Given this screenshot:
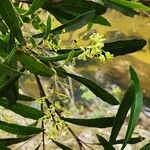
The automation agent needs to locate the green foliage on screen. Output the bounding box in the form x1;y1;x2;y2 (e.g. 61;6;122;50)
0;120;44;135
0;0;149;149
0;98;44;120
0;0;25;45
52;139;73;150
0;136;33;146
63;117;115;128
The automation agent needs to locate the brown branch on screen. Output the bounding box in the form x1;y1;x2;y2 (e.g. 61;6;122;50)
35;75;46;150
67;125;84;150
35;75;84;150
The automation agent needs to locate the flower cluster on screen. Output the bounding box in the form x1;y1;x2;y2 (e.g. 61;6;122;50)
42;101;70;139
78;33;113;63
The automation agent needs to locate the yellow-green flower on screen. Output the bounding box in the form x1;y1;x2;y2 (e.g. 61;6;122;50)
105;51;114;60
78;33;113;63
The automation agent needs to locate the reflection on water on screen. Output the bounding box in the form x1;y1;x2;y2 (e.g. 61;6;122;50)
61;10;150;107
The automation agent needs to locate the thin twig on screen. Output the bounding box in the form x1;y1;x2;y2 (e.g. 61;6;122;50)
35;75;51;106
35;75;84;150
67;125;84;150
35;75;46;150
80;140;95;150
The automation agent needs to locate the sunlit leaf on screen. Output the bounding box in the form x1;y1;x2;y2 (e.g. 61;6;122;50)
102;0;138;17
110;0;150;11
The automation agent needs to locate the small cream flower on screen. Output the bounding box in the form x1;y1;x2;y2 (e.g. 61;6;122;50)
105;52;114;60
78;33;113;63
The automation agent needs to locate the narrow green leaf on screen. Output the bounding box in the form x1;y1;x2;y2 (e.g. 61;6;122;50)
110;0;150;11
0;56;24;102
0;120;44;135
0;98;44;120
24;0;46;15
28;121;38;127
103;39;146;56
103;0;138;17
0;0;25;45
0;39;7;51
42;0;106;23
51;10;95;34
39;51;82;62
0;144;10;150
54;67;67;78
0;67;25;102
0;61;24;76
0;136;33;146
121;67;143;150
0;20;8;34
52;139;72;150
109;82;135;144
33;10;96;38
0;76;19;98
140;142;150;150
30;37;37;48
18;94;35;101
113;136;145;145
17;51;55;77
0;38;7;56
43;15;51;40
97;134;115;150
38;15;51;45
0;48;18;101
63;117;115;128
55;39;146;56
93;15;111;26
61;50;75;66
4;48;16;65
65;72;119;105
